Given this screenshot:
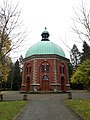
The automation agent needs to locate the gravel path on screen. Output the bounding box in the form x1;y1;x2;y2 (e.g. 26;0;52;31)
2;91;90;120
15;93;79;120
16;100;78;120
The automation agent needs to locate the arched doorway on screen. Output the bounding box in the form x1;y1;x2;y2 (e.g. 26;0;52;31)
26;76;30;91
42;75;49;91
61;76;64;91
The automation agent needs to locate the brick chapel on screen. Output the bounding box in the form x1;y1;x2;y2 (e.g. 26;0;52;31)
21;28;70;92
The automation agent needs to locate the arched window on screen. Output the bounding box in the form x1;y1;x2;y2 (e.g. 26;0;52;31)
42;64;45;72
26;64;31;74
29;66;31;73
26;66;28;73
41;62;50;73
46;64;49;72
62;66;65;74
60;64;65;74
60;66;62;73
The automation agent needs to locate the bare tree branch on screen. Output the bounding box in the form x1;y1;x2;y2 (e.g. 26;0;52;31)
58;35;71;51
0;0;27;60
72;0;90;43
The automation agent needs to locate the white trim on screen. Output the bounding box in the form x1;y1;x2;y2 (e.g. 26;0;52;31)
31;83;40;86
66;84;70;86
51;83;61;86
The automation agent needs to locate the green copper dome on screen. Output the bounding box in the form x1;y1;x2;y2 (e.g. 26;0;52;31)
25;28;65;58
25;41;65;58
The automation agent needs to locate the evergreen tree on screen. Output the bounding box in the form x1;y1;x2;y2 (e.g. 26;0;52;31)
12;59;21;90
7;63;14;90
81;41;90;61
70;44;81;70
68;63;73;80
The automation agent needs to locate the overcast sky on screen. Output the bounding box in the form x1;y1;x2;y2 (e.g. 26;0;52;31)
1;0;90;61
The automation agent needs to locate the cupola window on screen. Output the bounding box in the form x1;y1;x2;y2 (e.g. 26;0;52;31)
41;27;50;41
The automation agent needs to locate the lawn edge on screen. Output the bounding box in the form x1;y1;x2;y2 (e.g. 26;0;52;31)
62;100;84;120
12;100;30;120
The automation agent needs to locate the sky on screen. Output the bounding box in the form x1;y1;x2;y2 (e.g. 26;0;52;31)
1;0;90;62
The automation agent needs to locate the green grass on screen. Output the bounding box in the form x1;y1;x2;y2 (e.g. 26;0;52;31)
0;101;28;120
64;99;90;120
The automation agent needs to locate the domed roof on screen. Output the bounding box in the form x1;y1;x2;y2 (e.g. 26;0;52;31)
25;41;65;58
25;28;65;58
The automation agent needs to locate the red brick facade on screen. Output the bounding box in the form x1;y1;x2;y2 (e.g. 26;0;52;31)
21;54;70;92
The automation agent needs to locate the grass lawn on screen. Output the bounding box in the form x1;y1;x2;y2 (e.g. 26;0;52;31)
0;101;28;120
64;99;90;120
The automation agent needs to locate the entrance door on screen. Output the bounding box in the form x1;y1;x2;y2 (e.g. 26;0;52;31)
42;75;49;91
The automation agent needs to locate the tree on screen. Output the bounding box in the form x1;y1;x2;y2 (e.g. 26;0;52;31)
6;63;14;90
0;32;12;83
81;41;90;61
72;1;90;43
0;0;26;85
0;0;26;60
71;59;90;90
12;59;21;90
70;1;90;90
70;44;81;70
68;63;73;79
0;56;12;90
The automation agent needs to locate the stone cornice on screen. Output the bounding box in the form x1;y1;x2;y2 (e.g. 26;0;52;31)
23;54;70;63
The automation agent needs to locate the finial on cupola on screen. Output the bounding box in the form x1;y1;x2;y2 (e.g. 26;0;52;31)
45;27;47;30
41;27;50;41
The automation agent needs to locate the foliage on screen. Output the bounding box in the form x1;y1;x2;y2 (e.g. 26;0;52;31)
71;59;90;89
6;56;23;90
12;59;22;90
0;57;12;83
68;63;73;79
81;41;90;61
6;63;14;89
0;32;11;57
0;101;28;120
0;32;12;83
70;1;90;89
70;44;81;70
64;99;90;120
0;0;22;84
0;0;26;83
